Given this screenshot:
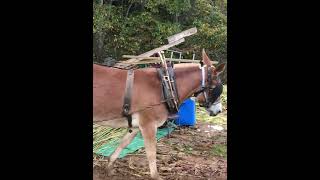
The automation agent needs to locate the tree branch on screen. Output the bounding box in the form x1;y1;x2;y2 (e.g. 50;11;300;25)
126;3;134;18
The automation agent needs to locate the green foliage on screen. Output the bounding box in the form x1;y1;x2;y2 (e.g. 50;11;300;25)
93;0;227;73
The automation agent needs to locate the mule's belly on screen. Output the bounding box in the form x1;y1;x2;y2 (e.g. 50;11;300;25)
93;113;141;128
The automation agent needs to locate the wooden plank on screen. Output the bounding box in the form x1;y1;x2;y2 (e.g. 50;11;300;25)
112;62;138;70
167;27;197;44
121;57;218;64
122;55;159;60
123;38;185;63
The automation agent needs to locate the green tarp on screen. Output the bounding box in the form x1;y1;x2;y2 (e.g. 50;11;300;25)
95;127;174;158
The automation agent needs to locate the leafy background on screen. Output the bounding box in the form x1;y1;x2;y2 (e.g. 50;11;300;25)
93;0;227;82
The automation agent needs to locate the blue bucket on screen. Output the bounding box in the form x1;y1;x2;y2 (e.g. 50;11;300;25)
175;98;196;126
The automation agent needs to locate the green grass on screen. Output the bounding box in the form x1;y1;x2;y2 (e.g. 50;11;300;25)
211;144;227;158
183;144;194;154
196;85;227;126
197;85;227;159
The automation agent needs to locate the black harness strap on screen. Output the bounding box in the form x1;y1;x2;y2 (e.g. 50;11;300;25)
157;68;166;102
193;87;206;97
122;69;134;132
168;67;180;105
209;83;223;103
157;67;180;114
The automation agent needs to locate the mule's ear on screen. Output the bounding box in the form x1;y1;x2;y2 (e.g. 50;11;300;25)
202;49;212;66
214;63;226;75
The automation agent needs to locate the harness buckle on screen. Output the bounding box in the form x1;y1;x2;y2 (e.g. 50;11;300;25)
123;104;130;115
163;76;170;81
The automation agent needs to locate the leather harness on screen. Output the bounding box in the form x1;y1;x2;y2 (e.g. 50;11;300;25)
157;66;180;113
122;65;180;133
193;65;223;108
122;69;134;133
121;61;221;133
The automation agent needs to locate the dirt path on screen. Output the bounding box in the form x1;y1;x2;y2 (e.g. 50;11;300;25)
93;111;227;180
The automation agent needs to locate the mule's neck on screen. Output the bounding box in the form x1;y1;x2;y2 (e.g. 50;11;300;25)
174;64;204;104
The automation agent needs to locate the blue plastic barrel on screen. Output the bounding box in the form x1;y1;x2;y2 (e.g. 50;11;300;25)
175;98;196;126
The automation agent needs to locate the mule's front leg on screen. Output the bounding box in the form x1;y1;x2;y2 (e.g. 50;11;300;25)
139;122;161;180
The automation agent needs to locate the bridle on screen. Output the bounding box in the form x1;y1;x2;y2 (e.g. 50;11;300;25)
193;63;223;108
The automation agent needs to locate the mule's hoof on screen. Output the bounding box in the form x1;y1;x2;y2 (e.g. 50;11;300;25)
106;166;115;176
151;174;163;180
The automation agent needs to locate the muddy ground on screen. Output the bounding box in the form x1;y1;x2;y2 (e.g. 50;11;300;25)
93;110;227;180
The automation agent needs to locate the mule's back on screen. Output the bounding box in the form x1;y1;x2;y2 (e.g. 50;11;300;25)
93;64;164;122
93;64;128;121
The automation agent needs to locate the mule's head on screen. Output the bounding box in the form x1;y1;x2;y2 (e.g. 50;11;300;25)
196;49;226;116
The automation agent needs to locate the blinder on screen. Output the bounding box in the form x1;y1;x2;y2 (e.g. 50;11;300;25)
207;82;223;105
194;65;223;108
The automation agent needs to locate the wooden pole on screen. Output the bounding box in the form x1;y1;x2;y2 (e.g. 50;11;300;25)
122;38;185;63
167;27;197;44
121;56;218;64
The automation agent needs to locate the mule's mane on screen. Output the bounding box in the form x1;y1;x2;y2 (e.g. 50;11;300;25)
93;62;201;73
93;62;200;68
173;63;200;68
173;63;201;72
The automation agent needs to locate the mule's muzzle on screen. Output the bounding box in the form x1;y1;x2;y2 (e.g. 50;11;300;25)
209;109;222;116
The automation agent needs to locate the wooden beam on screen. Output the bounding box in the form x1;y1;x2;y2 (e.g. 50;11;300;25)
122;55;159;60
123;38;185;63
167;27;197;44
121;56;218;64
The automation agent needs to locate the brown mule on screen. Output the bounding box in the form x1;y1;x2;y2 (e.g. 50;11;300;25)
93;50;226;179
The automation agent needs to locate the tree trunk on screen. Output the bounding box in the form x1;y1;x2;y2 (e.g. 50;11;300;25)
126;3;134;18
93;32;105;63
98;0;103;6
175;13;179;23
